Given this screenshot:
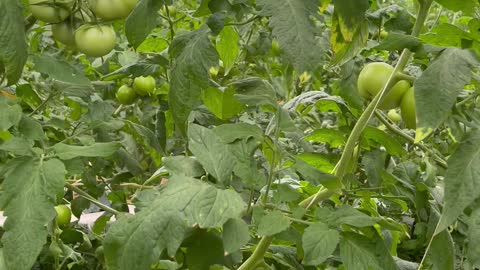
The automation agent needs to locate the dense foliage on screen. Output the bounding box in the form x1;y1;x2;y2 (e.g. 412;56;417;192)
1;0;480;269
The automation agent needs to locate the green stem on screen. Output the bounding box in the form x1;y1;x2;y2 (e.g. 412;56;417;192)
65;183;120;215
374;110;447;169
237;236;273;270
395;72;416;82
225;15;260;26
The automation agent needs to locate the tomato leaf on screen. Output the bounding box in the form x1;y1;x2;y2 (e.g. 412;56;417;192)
0;157;66;270
0;0;27;85
339;232;400;270
187;124;236;185
257;210;291;236
468;207;480;267
104;175;246;270
436;129;480;234
125;0;164;48
31;55;92;87
202;86;245;120
257;0;323;72
169;26;219;133
216;26;239;74
302;222;339;265
222;218;251;255
53;142;122;160
434;0;478;14
414;48;478;142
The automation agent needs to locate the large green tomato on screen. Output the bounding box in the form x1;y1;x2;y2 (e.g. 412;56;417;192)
29;0;73;23
54;205;71;227
357;62;410;110
89;0;137;20
133;76;156;96
74;24;116;57
52;22;76;47
116;85;137;104
400;87;416;129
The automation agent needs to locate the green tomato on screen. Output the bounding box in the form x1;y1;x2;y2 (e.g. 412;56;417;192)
74;24;116;57
52;22;76;47
29;0;73;23
133;76;156;96
271;39;281;55
116;85;137;104
357;62;410;109
89;0;137;20
400;87;416;129
387;109;401;122
49;242;63;257
54;205;71;227
95;246;105;264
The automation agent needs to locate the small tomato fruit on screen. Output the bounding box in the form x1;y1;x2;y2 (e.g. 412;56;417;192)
74;24;116;57
89;0;137;20
54;205;71;227
116;85;137;104
400;87;416;129
133;76;156;96
29;0;73;23
52;22;76;47
387;109;401;122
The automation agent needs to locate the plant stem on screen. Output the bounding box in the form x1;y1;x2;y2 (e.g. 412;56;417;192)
237;236;273;270
395;72;416;82
374;110;447;169
65;183;120;215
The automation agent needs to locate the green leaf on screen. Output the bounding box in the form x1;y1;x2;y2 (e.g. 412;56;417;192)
302;222;339;265
340;232;400;270
202;86;245;120
229;137;265;188
18;116;46;141
188;124;236;184
257;0;323;72
414;48;478;142
163;156;205;178
0;99;22;130
257;210;291;236
315;205;380;228
230;77;277;107
293;158;340;189
330;0;369;66
126;121;164;155
426;230;455;270
216;26;239;73
53;142;122;160
0;137;34;156
169;26;219;133
363;126;406;156
104;175;246;270
295;152;336;173
213;123;264;143
0;0;28;85
31;55;92;87
185;231;225;270
468;208;480;267
222;218;250;255
436;129;480;234
376;33;422;52
304;128;346;148
434;0;478;14
361;150;387;187
125;0;164;48
0;158;66;270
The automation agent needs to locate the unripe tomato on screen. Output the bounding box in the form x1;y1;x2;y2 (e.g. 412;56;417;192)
400;87;416;129
357;62;410;110
271;39;281;55
89;0;137;20
29;0;73;23
379;80;410;110
116;85;137;104
95;246;105;263
54;205;71;227
387;109;401;122
52;22;76;47
49;242;63;257
74;24;116;57
133;76;156;96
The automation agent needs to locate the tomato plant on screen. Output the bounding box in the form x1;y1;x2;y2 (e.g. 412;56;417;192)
2;0;480;269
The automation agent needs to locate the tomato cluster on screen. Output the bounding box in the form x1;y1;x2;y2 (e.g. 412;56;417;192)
357;62;416;128
29;0;137;57
116;76;156;104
